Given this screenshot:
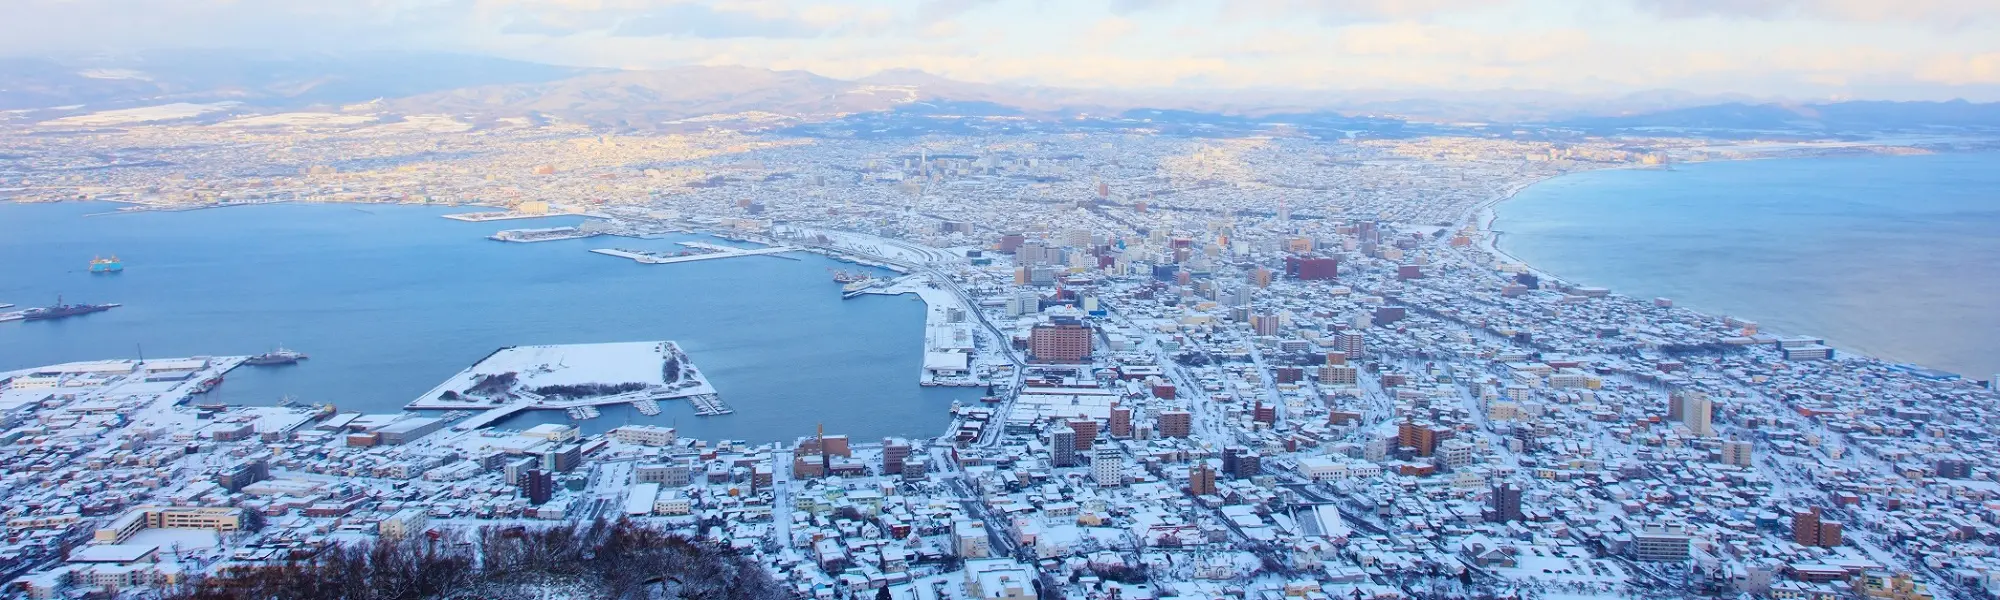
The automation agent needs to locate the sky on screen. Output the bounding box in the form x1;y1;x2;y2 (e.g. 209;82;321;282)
6;0;2000;100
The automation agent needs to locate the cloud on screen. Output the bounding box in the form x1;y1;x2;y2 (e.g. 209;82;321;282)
1629;0;2000;26
609;4;826;37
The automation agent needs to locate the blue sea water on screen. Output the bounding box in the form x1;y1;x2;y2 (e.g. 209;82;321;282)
0;202;977;443
1495;152;2000;381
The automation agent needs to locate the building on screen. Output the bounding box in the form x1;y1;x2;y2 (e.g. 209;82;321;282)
1399;421;1452;457
1793;507;1843;547
1221;447;1261;479
1284;256;1339;280
882;439;912;476
1029;319;1093;364
1333;331;1364;359
1721;440;1755;468
634;463;692;487
523;469;555;505
377;416;448;445
1067;419;1098;450
953;520;991;558
1935;457;1971;479
379;508;428;540
1108;405;1132;438
1678;392;1714;437
1487;483;1523;523
1189;462;1217;496
1092;446;1122;486
94;507;245;544
216;458;269;493
1050;427;1078;467
1633;524;1693;561
963;558;1037;600
606;425;674;446
1158;410;1192;438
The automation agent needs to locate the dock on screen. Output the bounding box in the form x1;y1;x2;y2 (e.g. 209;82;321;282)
591;241;801;264
444;211;603;222
688;394;734;416
411;342;729;430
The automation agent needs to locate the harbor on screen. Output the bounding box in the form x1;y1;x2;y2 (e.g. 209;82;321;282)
590;241;801;264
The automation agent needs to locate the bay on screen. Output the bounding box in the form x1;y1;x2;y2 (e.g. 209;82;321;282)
1495;152;2000;381
0;202;976;443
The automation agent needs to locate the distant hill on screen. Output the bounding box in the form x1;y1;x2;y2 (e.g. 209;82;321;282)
1557;100;2000;132
4;52;1997;134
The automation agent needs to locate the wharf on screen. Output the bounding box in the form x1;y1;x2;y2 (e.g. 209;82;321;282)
688;394;733;416
490;227;598;243
853;276;986;387
590;241;800;264
445;211;603;222
408;342;726;430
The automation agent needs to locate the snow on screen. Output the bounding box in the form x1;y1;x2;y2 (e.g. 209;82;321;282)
42;102;238;126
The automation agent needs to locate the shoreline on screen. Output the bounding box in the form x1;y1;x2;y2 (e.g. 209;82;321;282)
1470;152;1994;380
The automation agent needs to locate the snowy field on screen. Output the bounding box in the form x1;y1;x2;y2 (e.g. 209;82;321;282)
42;102;238;126
408;341;716;408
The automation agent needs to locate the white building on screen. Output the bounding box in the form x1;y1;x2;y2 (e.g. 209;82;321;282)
1092;446;1123;487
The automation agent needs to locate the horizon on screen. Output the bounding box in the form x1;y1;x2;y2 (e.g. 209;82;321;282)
6;0;2000;102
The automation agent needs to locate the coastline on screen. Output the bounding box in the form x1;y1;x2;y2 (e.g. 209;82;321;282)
1471;152;1996;380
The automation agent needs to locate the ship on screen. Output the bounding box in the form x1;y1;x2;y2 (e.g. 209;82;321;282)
22;296;119;321
245;347;309;366
830;269;872;284
89;256;124;273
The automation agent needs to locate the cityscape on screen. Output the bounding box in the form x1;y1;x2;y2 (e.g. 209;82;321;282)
4;2;2000;600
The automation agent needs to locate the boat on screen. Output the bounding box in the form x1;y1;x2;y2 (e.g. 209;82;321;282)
190;376;223;394
842;279;875;294
22;296;119;321
245;347;309;366
830;269;871;284
89;256;124;273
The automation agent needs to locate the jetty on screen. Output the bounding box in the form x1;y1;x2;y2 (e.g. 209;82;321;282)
591;241;800;265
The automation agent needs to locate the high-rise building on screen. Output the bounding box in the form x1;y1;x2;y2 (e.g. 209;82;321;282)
1092;447;1122;487
523;469;555;505
1108;405;1132;439
1488;483;1524;523
1221;447;1260;479
1721;440;1754;468
1250;313;1281;336
1681;393;1715;437
1029;319;1093;364
1793;507;1842;547
1068;419;1099;451
1398;421;1451;457
1050;428;1078;468
1189;462;1217;496
882;439;912;476
1158;410;1192;438
1334;331;1364;359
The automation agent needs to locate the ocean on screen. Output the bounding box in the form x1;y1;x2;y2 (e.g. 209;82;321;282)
1494;151;2000;381
0;202;978;443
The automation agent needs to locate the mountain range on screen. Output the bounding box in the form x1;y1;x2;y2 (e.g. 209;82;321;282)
3;51;1997;134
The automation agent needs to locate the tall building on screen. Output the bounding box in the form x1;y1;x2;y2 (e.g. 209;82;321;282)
1050;428;1078;467
1398;421;1451;457
1221;447;1261;479
1029;319;1093;364
523;469;554;505
1189;462;1218;496
1250;313;1281;336
1488;483;1524;523
1092;447;1123;487
1068;419;1099;451
1158;410;1192;438
1334;331;1364;359
1721;440;1754;468
882;439;912;476
1681;393;1715;437
1108;405;1132;439
1936;457;1972;479
1793;507;1843;547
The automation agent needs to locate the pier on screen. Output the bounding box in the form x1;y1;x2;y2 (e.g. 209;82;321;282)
688;394;734;416
410;341;729;430
590;241;801;264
